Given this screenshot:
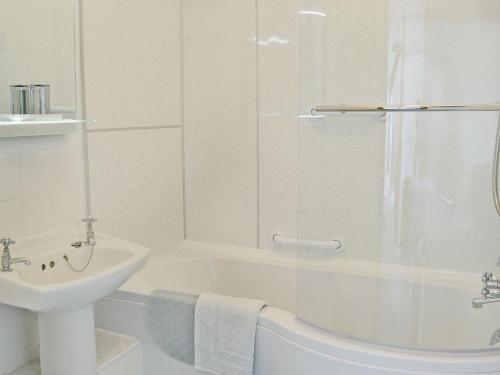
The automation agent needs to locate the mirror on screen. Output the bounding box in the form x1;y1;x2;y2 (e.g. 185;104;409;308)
0;0;77;114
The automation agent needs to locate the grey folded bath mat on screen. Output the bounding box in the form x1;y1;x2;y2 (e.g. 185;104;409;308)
146;289;199;365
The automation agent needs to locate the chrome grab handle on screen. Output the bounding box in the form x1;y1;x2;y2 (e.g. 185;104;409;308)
272;233;342;254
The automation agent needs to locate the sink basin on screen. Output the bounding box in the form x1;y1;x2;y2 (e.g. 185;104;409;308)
0;229;150;375
18;248;133;285
0;233;149;313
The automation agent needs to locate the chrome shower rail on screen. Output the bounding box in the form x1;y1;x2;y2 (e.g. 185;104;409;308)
311;104;500;115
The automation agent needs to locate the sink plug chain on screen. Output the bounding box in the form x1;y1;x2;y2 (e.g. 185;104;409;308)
63;216;98;273
63;243;95;273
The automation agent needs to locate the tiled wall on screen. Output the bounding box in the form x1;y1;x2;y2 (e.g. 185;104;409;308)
0;136;83;239
183;0;259;247
81;0;500;268
81;0;184;253
86;129;183;253
257;0;299;249
182;0;376;250
80;0;299;252
183;0;300;249
79;0;299;252
296;0;388;261
182;0;500;274
81;0;181;129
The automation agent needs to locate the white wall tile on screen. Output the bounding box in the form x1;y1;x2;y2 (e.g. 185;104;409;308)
51;151;79;191
22;193;55;236
53;188;81;228
0;155;21;201
87;128;184;252
183;0;258;248
82;0;184;255
257;0;299;249
0;199;25;239
19;153;52;197
0;137;84;239
82;0;182;130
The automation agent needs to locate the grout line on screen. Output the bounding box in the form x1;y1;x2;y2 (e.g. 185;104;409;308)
255;0;260;250
0;196;23;204
180;0;188;240
87;125;182;133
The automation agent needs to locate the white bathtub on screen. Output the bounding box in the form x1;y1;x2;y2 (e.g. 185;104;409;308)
94;240;500;375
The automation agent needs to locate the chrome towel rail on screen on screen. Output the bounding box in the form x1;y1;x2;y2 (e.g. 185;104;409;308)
311;103;500;115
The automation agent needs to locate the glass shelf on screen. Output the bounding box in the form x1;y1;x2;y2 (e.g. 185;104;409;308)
0;114;88;138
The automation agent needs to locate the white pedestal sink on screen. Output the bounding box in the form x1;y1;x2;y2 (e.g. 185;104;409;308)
39;305;97;375
0;229;150;375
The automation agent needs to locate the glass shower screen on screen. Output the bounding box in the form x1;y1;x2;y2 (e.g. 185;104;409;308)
297;0;500;352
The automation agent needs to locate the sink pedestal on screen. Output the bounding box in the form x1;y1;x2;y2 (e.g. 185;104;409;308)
38;305;97;375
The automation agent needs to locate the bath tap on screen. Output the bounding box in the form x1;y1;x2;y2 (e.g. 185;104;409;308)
472;272;500;308
71;216;97;248
0;238;31;272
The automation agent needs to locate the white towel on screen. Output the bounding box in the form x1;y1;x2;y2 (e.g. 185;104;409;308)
194;293;267;375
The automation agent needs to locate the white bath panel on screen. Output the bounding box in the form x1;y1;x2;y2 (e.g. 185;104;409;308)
7;329;143;375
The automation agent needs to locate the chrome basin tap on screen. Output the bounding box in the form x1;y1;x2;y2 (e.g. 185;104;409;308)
472;272;500;308
1;238;31;272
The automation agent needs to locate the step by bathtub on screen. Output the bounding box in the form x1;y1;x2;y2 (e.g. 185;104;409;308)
7;329;143;375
